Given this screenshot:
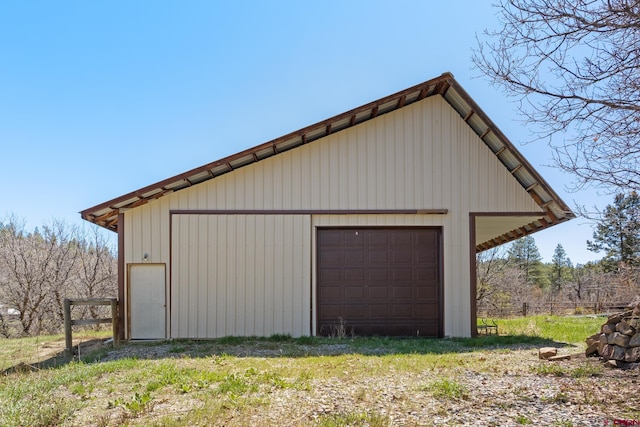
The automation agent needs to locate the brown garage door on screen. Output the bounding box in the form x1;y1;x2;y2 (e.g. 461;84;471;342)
317;227;442;337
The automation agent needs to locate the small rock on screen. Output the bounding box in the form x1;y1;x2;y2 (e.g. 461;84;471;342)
598;334;608;355
625;346;640;363
607;312;626;325
611;345;627;361
608;332;631;347
601;344;613;359
621;362;640;370
585;340;599;357
605;359;620;368
602;324;616;334
616;320;636;336
630;333;640;348
539;347;557;360
586;332;600;346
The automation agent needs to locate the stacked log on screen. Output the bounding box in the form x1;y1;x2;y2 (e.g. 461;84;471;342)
586;297;640;368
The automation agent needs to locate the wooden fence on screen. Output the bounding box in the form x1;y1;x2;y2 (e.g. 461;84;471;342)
477;301;630;318
63;298;119;357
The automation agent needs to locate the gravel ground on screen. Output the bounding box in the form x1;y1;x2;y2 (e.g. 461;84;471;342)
256;357;638;427
270;366;637;427
91;342;640;427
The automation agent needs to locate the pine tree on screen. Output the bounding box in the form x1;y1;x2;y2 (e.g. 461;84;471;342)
507;236;544;286
587;192;640;271
550;244;572;295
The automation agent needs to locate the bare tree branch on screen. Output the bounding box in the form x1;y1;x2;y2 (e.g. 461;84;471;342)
474;0;640;192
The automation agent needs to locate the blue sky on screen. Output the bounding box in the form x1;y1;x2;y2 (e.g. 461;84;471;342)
0;1;611;264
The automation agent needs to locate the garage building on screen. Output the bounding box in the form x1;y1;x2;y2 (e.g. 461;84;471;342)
81;72;574;340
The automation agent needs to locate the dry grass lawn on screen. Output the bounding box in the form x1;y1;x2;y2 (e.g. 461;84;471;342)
0;316;638;426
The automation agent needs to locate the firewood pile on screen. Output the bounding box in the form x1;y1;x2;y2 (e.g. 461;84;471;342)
586;296;640;369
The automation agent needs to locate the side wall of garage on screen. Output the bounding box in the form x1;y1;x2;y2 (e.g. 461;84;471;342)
170;214;311;338
122;95;542;338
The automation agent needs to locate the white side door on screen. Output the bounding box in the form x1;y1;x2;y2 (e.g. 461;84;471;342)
128;263;166;339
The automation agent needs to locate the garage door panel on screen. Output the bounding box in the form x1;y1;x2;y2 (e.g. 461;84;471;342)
318;268;344;284
344;250;365;265
417;267;438;282
319;251;344;265
390;325;414;335
392;286;413;299
414;303;439;319
319;304;342;317
416;249;438;263
368;305;390;317
369;251;389;264
344;232;365;246
319;321;440;337
390;233;412;247
417;286;438;300
344;268;365;283
319;285;343;300
368;232;390;246
349;305;366;318
369;286;389;299
392;304;414;317
344;286;364;299
392;268;413;282
368;269;389;282
416;231;437;245
318;230;345;246
414;323;439;336
392;251;413;264
318;228;442;337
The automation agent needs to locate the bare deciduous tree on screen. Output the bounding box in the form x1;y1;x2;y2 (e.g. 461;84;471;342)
41;220;79;329
0;217;58;335
74;226;117;322
477;246;533;316
474;0;640;192
0;310;8;338
476;246;511;303
0;216;117;337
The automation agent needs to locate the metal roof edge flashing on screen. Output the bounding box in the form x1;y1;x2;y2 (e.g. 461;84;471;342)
80;72;574;232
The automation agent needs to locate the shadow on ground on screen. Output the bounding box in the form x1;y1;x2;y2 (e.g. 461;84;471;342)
1;338;109;374
1;334;576;374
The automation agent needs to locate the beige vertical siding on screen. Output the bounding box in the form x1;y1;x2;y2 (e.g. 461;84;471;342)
170;214;311;338
123;95;543;338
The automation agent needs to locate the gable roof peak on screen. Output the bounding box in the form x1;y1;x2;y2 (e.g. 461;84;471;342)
81;73;574;245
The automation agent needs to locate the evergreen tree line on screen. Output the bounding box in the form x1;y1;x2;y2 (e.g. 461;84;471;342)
0;216;117;337
477;192;640;317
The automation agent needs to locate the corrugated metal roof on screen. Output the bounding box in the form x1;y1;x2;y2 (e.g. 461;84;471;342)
80;72;575;249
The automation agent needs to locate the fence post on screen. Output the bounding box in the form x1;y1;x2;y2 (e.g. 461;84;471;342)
111;298;119;347
64;298;119;357
522;302;527;317
64;299;73;357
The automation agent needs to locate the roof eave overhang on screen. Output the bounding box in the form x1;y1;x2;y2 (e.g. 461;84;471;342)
80;72;575;235
473;211;574;253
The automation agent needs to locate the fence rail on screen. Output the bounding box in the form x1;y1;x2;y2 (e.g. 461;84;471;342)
63;298;119;357
478;301;630;318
